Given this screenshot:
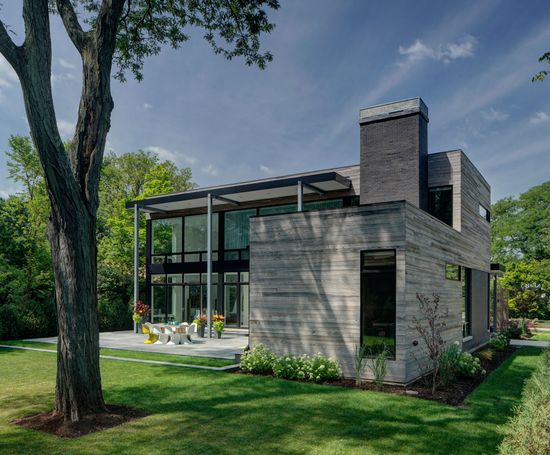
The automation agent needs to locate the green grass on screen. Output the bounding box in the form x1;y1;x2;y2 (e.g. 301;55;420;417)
530;331;550;342
0;346;543;455
0;340;235;368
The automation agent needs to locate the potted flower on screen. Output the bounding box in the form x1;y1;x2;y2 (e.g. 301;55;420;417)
193;314;208;337
213;313;225;339
132;300;150;334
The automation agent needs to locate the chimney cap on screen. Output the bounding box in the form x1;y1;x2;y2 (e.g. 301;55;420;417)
359;97;428;124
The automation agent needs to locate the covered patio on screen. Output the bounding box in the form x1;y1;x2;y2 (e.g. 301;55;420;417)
29;329;248;361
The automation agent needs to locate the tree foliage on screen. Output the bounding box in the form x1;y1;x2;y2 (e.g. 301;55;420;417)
533;51;550;82
0;139;194;337
491;181;550;319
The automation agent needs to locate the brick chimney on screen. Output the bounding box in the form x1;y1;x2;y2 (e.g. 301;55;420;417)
359;97;429;209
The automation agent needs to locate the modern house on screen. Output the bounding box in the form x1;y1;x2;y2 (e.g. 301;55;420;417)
128;97;492;384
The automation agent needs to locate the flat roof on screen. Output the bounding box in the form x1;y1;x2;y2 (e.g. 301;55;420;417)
126;169;352;213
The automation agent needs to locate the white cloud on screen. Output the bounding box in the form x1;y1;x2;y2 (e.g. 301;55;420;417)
144;145;197;165
202;164;219;177
58;58;76;70
398;39;435;61
143;103;153;110
259;164;274;175
57;119;75;138
481;107;509;122
51;72;74;84
438;35;477;63
398;35;477;64
529;112;550;124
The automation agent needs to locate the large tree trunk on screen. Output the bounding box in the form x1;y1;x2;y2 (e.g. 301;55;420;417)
0;0;125;421
48;208;105;421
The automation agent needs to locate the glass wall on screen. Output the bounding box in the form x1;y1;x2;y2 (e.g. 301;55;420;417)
224;209;257;260
184;214;218;262
361;250;396;357
152;218;182;263
223;272;249;327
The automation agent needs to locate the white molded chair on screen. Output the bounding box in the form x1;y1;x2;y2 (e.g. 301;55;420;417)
185;323;197;344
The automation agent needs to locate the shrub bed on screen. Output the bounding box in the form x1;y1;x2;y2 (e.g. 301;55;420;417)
241;344;341;383
498;350;550;455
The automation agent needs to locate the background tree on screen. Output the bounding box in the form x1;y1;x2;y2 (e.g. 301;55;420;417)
533;51;550;82
491;180;550;320
0;0;278;423
97;150;193;331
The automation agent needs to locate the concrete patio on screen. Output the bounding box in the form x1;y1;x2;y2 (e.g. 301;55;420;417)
29;329;249;360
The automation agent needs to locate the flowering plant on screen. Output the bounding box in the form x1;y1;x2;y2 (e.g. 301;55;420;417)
133;300;150;318
193;314;208;327
213;320;225;333
213;313;225;323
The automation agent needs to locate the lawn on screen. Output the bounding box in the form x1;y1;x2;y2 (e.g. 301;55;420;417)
530;331;550;342
0;346;543;455
0;340;235;368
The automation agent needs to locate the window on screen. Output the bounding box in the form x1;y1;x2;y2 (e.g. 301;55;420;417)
462;267;472;338
428;186;453;227
224;209;257;259
445;263;461;281
479;204;490;222
184;213;218;262
223;272;249;327
152;217;182;259
304;199;344;211
361;250;396;357
259;204;297;216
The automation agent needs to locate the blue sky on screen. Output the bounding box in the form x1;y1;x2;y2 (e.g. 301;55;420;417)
0;0;549;202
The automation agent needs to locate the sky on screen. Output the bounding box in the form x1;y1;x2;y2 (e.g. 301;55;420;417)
0;0;549;202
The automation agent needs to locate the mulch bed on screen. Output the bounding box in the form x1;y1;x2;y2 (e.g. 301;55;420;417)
237;346;517;406
12;404;149;438
336;346;517;406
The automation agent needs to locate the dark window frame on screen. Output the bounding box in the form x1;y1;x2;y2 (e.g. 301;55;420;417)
360;249;397;359
462;267;472;338
428;185;453;227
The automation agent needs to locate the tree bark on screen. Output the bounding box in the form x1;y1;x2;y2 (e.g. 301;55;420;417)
0;0;125;421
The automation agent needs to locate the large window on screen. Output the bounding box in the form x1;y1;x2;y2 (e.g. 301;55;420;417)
223;272;249;327
152;217;182;262
184;213;218;262
224;209;256;260
462;267;472;338
361;250;396;357
428;186;453;227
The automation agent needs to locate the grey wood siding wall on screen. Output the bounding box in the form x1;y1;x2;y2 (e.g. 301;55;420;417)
249;197;491;384
249;203;408;382
403;203;490;381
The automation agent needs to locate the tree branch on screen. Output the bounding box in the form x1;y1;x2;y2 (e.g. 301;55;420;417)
55;0;88;53
0;19;21;69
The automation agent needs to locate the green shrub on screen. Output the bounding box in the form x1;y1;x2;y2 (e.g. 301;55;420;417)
498;350;550;455
489;332;509;351
273;353;341;383
502;321;522;340
455;351;485;378
438;343;461;385
240;344;277;374
308;353;341;382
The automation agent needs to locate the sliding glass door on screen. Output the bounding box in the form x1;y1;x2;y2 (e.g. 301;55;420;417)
223;272;249;327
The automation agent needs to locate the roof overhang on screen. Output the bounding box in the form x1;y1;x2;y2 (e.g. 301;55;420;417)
126;171;352;213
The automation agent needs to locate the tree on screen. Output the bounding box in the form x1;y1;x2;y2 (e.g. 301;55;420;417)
0;0;279;422
97;150;193;328
491;181;550;320
533;51;550;82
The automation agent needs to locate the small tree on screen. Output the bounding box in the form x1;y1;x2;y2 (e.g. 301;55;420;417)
411;293;449;395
